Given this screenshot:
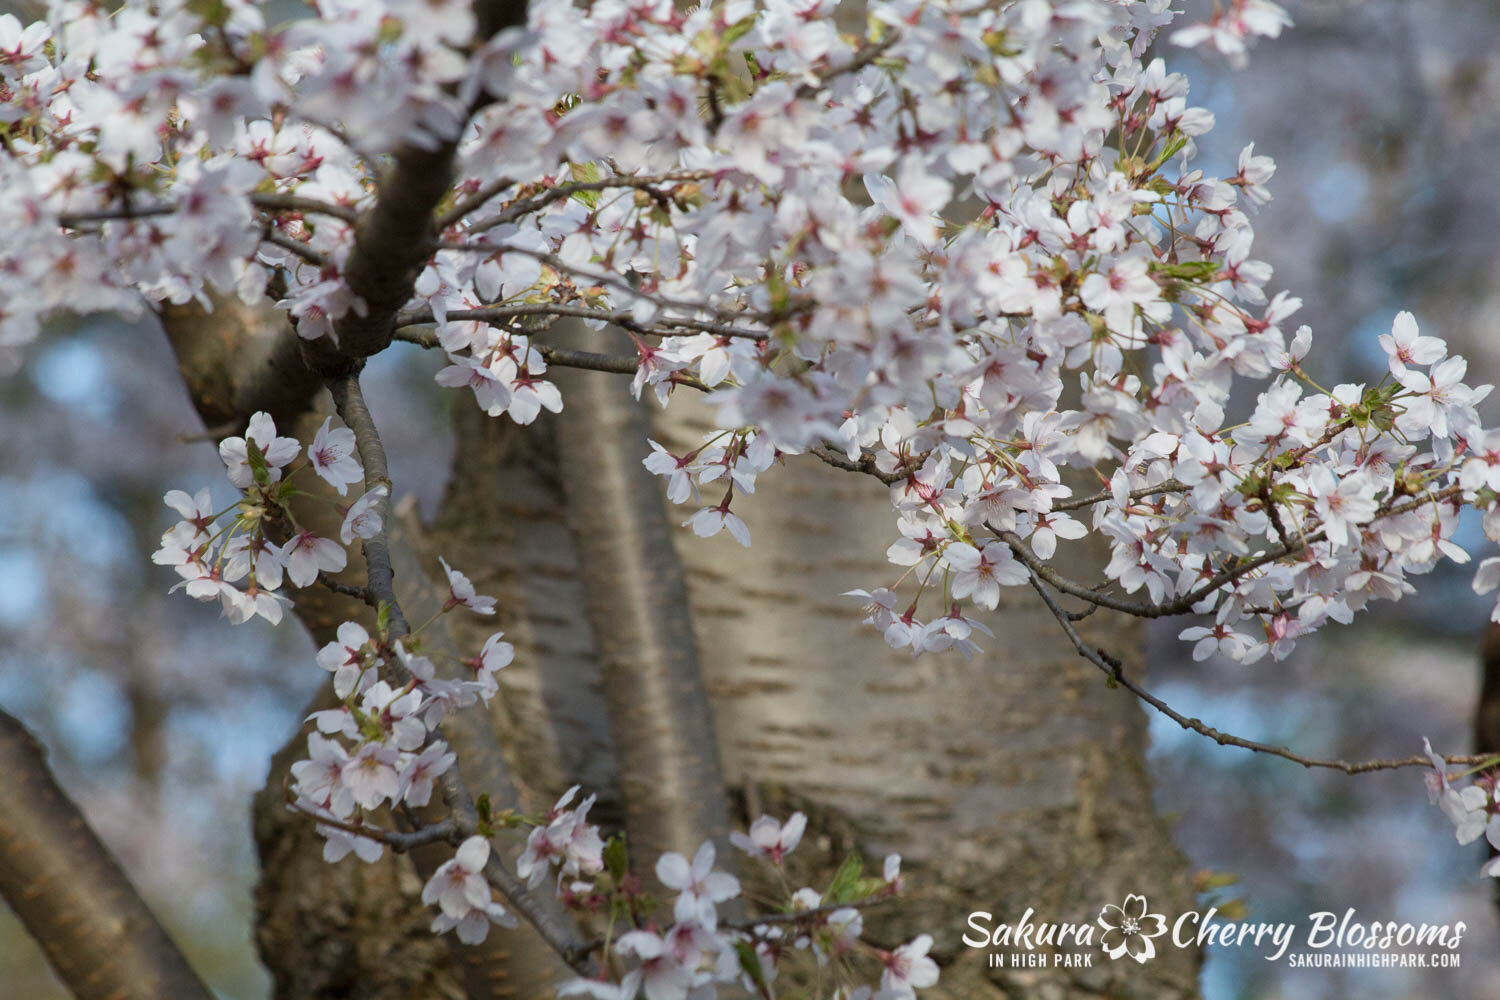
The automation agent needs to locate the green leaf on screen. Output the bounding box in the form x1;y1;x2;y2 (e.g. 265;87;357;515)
733;940;770;992
1151;260;1221;282
720;13;759;48
1147;133;1190;172
568;161;602;208
186;0;231;28
245;438;270;486
822;851;864;905
604;833;630;882
1196;869;1241;891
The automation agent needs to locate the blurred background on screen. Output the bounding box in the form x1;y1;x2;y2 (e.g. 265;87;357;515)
2;0;1499;997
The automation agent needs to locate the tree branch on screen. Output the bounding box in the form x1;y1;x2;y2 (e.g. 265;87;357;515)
0;709;216;1000
319;0;531;362
466;169;712;236
1022;567;1499;774
395;302;767;340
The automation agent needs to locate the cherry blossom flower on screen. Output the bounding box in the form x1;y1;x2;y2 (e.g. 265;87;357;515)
340;484;387;545
317;824;384;865
439;556;496;614
615;929;700;1000
316;621;372;698
880;934;939;997
290;733;355;819
423;836;516;944
685;501;751;547
219;411;300;488
643;440;697;504
1378;311;1446;375
399;741;456;808
731;812;806;865
284;530;348;587
464;631;514;702
656;841;741;929
1396;356;1489;441
307;416;363;494
1423;739;1490;846
943;542;1027;611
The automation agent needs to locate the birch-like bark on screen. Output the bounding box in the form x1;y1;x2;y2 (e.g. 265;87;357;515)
0;709;215;1000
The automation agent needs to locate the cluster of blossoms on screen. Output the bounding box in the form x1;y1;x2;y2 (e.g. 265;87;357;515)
286;581;510;851
551;812;931;1000
14;0;1425;673
289;595;516;936
1425;740;1500;879
151;411;383;625
11;0;1500;984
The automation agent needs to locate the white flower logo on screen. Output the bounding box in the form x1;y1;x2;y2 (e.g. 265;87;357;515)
1097;894;1168;963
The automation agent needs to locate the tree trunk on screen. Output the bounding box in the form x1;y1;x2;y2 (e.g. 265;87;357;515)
161;303;1201;998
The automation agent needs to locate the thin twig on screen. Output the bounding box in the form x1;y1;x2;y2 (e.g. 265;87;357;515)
316;572;375;606
286;801;458;853
251;193;362;224
794;33;900;100
1022;566;1499;774
261;230;329;268
466;169;712;236
1001;484;1465;619
431;243;799;330
435;175;516;231
395;303;767;341
1053;479;1188;513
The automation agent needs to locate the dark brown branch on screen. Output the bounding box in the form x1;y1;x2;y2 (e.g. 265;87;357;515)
60;194;358;230
251;193;362;224
0;709;216;1000
261;229;329;268
323;0;531;361
327;375;408;638
436;175;517;231
317;571;375;605
1022;568;1499;775
392;326;711;391
57;204;177;225
808;445;906;485
286;801;458;853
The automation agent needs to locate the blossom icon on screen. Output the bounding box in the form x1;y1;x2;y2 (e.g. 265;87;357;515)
1097;894;1168;963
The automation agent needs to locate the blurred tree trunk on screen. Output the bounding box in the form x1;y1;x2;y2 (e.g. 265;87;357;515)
161;304;1201;999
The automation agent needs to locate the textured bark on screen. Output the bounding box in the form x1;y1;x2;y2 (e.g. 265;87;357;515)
160;300;574;999
0;710;215;1000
